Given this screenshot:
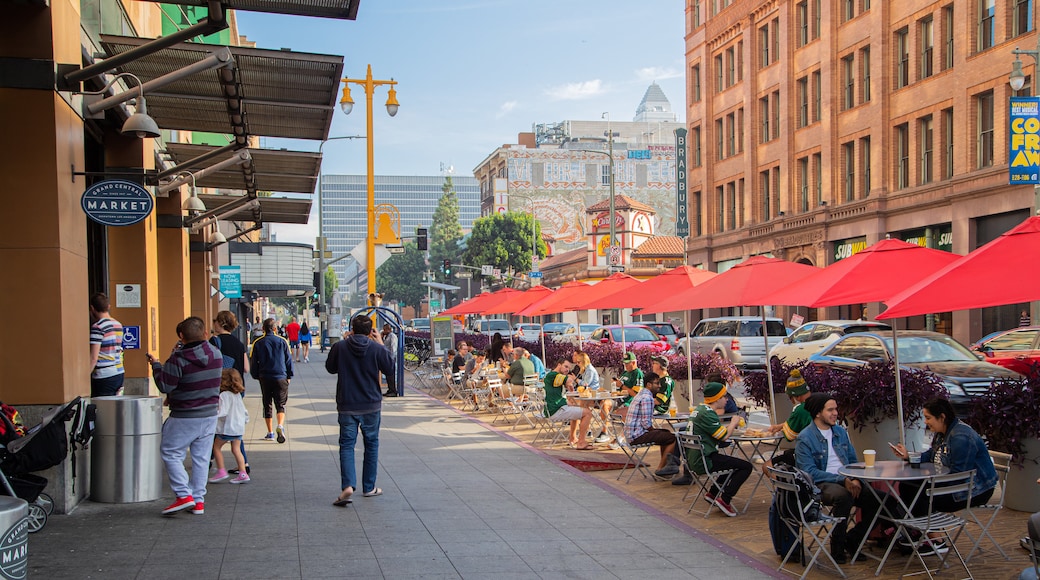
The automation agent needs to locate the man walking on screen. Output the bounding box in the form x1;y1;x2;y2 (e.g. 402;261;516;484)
285;316;301;362
250;318;294;443
327;315;394;505
88;292;124;397
147;317;221;515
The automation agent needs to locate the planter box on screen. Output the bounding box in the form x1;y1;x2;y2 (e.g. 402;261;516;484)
846;417;928;462
1005;437;1040;513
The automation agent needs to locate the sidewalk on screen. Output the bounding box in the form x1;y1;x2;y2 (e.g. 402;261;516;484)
27;350;775;579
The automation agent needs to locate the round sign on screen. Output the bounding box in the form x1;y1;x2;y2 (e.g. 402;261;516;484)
81;179;154;227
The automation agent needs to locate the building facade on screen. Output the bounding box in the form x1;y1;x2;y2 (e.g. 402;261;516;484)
320;174;480;294
684;0;1037;343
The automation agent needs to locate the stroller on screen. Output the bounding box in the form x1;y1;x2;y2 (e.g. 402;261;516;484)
0;397;94;533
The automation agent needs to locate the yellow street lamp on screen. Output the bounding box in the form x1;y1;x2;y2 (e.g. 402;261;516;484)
339;64;399;296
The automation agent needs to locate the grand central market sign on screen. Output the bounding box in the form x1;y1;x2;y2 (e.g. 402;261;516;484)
81;179;154;227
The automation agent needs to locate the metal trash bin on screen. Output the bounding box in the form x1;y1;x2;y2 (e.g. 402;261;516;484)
90;395;163;503
0;496;28;579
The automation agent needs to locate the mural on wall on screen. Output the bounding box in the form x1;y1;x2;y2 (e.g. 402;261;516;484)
506;148;677;250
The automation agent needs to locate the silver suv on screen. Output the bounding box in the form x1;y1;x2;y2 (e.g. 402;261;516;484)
677;316;787;370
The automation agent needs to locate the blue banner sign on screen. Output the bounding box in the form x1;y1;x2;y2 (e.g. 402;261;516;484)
219;265;242;299
674;128;689;238
1009;97;1040;184
81;179;154;227
121;325;141;350
627;149;651;159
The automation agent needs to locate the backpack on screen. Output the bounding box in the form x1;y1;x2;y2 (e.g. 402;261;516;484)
772;463;823;523
210;335;237;370
769;496;804;564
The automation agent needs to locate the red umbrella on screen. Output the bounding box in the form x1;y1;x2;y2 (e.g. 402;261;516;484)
440;293;491;316
880;216;1040;319
765;238;962;307
552;272;643;311
483;285;554;315
440;288;519;316
517;281;591;317
582;265;717;310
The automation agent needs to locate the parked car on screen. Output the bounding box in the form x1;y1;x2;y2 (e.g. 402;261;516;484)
514;323;542;342
969;326;1040;377
677;316;787;370
551;323;604;346
807;330;1023;413
475;319;513;336
408;318;430;332
541;322;571;338
644;322;682;349
587;325;672;354
768;320;892;365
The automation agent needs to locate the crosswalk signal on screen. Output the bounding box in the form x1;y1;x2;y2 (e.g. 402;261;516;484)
417;227;428;251
443;259;451;276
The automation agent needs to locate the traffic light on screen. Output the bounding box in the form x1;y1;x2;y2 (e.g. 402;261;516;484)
443;259;451;276
417;227;428;251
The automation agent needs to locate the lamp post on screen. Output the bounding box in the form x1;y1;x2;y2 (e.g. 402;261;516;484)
1009;43;1040;325
508;193;541;286
602;112;618;272
339;64;399;297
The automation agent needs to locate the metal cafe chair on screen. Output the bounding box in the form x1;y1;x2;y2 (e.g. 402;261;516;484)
674;431;736;518
767;466;847;580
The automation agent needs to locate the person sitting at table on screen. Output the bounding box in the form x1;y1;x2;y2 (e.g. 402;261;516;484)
619;371;678;476
891;397;998;555
650;356;675;415
795;393;889;564
502;347;534;400
704;371;740;414
542;358;593;450
488;333;505;364
613;352;644;418
451;341;469;375
684;382;753;517
763;368;814;472
522;348;546;379
571;350;609;443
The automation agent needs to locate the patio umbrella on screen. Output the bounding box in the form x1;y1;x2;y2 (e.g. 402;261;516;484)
483;285;555;356
762;238;962;445
880;215;1040;319
517;281;592;317
636;256;821;423
552;273;644;350
440;292;494;316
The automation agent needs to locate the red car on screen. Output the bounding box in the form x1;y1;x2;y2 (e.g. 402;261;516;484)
588;325;672;354
970;326;1040;377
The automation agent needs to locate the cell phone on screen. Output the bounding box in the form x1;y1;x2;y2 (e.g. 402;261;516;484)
888;441;900;451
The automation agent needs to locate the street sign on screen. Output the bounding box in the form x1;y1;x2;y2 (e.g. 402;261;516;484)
674;127;690;237
493;268;501;279
481;265;494;276
530;271;543;278
431;300;441;309
609;245;621;265
219;265;242;298
387;245;405;254
455;271;472;279
121;325;141;350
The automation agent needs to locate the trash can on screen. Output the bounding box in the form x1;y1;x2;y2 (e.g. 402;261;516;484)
0;496;28;579
90;395;163;503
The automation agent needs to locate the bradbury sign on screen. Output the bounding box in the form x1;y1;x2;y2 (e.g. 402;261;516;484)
81;179;154;227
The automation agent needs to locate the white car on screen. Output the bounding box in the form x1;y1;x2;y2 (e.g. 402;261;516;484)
768;320;892;365
551;324;604;346
514;323;542;341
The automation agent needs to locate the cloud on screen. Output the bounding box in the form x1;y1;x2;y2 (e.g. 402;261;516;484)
545;79;604;100
634;66;684;82
495;100;517;119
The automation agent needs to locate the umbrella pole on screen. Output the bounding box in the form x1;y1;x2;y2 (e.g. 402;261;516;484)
763;308;777;425
540;314;545;361
686;310;693;412
892;321;907;446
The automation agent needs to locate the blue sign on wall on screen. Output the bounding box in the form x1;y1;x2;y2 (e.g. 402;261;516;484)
121;325;141;350
219;265;242;298
81;179;154;227
1009;97;1040;184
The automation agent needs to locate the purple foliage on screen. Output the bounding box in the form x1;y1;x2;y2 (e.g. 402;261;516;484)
966;373;1040;462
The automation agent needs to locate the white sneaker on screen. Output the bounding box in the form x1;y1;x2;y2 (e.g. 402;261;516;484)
594;433;612;444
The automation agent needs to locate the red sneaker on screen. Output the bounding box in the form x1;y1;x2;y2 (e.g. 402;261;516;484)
191;502;205;515
161;496;195;515
713;496;738;517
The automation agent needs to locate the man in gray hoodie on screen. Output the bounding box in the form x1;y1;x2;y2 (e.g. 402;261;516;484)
147;316;222;516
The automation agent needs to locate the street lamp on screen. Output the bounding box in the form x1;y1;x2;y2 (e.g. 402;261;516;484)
1009;43;1040;324
509;193;541;286
339;65;400;297
602;112;618;271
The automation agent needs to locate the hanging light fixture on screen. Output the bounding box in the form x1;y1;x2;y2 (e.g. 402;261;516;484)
79;72;161;139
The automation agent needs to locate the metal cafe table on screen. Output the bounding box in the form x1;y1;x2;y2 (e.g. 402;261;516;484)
837;460;949;575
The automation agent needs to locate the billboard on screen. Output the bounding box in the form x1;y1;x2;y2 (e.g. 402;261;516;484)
1009;96;1040;184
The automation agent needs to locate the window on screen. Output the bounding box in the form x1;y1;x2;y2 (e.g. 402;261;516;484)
842;142;855;201
896;123;910;188
737;41;744;81
693;126;702;167
693;0;702;27
715;54;724;92
978;0;995;51
771;90;781;139
760;96;771;142
798;157;810;212
920;115;934;184
797;1;809;46
861;46;872;102
812;0;821;40
737;107;744;153
715;118;725;160
943;5;954;70
772;18;780;65
942;108;954;178
716;185;725;232
977;90;994;167
842;55;855;109
896;28;910;88
759;24;771;66
726;113;736;156
601;164;611;186
725;47;735;86
772;167;781;215
692;190;702;236
692;65;702;102
843;0;855;21
812;71;821;122
727;181;737;230
1015;0;1034;36
861;136;872;196
813;152;822;206
920;17;934;79
864;0;871;9
797;76;809;127
761;169;772;220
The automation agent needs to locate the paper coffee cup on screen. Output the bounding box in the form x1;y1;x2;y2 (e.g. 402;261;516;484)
863;449;876;467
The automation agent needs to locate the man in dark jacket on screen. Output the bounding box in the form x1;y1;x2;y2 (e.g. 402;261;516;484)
249;318;294;443
147;316;222;516
326;315;393;505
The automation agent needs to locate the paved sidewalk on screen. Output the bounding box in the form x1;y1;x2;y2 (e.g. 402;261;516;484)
27;350;775;579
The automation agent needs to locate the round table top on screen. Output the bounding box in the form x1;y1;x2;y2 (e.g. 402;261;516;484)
564;391;624;401
730;431;783;442
838;460;949;481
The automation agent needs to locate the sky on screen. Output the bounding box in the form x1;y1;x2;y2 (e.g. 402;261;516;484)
236;1;688;244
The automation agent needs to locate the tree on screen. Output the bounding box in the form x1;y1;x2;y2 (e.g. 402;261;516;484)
376;241;428;311
429;176;463;284
464;211;546;288
324;266;337;302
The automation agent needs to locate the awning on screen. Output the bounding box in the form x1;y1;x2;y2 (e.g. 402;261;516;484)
165;143;320;194
141;0;361;20
198;194;312;224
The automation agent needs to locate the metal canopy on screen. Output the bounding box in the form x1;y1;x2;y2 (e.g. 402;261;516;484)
100;35;343;140
166;143;320;194
142;0;361;20
198;195;312;224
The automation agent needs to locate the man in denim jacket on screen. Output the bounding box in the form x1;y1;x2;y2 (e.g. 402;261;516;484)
795;394;891;564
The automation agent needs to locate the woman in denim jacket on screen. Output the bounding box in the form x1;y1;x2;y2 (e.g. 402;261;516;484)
893;397;997;513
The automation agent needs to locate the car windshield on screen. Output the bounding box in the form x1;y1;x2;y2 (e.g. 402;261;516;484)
647;323;676;335
579;324;600;334
887;335;977;363
518;325;539;332
737;320;787;337
608;327;658;342
482;320;511;331
543;323;569;333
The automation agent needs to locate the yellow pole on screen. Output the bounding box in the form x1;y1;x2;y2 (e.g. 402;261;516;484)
365;64;376;297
